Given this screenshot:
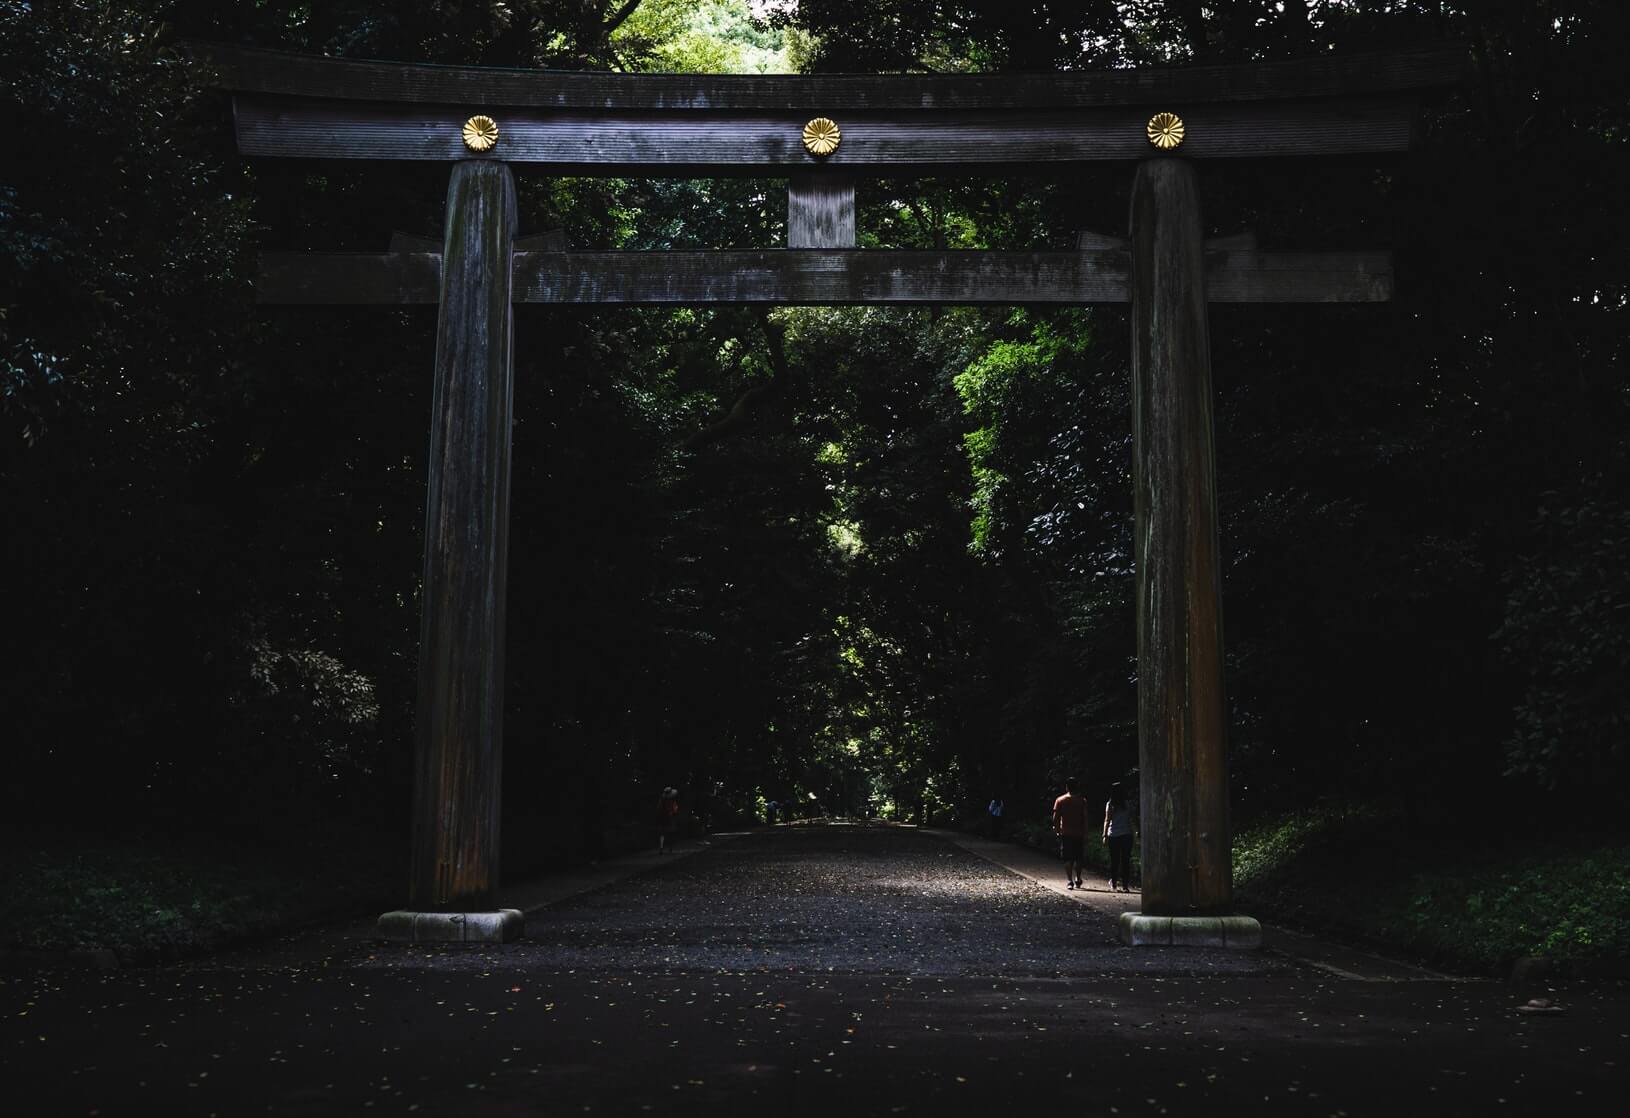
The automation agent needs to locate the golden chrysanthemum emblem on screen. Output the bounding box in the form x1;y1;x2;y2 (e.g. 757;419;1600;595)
462;114;500;152
801;117;841;157
1146;111;1185;151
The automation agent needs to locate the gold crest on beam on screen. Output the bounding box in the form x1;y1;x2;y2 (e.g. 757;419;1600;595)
801;117;841;157
1146;111;1185;151
462;115;500;152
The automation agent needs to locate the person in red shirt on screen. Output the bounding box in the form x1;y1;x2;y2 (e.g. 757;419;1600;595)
1052;778;1089;890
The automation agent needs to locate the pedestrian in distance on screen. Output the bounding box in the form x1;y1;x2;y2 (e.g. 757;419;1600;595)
1103;782;1135;892
657;786;679;853
987;796;1004;840
1052;779;1089;890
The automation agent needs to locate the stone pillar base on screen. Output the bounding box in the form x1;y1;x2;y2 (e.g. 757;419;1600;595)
1118;912;1261;949
378;909;524;943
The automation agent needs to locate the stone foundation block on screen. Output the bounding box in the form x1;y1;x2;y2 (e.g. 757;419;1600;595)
377;909;524;944
1119;912;1261;949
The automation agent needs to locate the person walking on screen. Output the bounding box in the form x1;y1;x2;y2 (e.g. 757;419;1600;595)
657;786;679;853
987;796;1005;840
1052;779;1089;890
1103;782;1135;892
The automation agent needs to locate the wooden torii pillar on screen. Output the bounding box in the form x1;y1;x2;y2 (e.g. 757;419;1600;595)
1124;156;1238;940
196;41;1463;944
410;159;516;925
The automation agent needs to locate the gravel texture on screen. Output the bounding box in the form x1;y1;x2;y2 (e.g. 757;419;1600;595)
358;824;1288;977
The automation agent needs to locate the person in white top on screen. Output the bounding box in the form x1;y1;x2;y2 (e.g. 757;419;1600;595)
1102;782;1136;892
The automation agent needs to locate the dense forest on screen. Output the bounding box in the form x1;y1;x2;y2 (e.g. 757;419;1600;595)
4;0;1627;875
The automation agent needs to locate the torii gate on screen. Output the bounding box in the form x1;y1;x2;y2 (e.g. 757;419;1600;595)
197;41;1463;947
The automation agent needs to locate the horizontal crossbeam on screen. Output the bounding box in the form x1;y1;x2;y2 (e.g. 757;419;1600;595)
233;96;1417;168
195;42;1466;112
256;250;1392;305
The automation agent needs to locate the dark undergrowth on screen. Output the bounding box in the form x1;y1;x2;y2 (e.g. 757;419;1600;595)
0;808;680;965
1233;805;1630;975
0;819;404;964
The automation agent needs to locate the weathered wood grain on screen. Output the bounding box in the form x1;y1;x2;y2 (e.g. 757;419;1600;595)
516;251;1131;303
788;172;856;248
409;160;517;912
232;95;1419;166
255;249;1391;305
1129;157;1233;918
1078;230;1129;250
193;40;1467;111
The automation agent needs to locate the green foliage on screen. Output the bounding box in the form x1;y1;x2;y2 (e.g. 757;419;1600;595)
0;825;399;956
1;1;250;441
953;314;1092;557
1496;490;1630;797
1233;809;1350;888
771;0;1126;72
1236;807;1630;971
228;630;382;788
624;0;790;74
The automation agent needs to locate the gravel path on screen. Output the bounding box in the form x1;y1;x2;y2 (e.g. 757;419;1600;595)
6;823;1626;1116
534;823;1122;975
356;824;1287;978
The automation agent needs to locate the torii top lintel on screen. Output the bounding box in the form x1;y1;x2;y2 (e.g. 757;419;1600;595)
194;42;1466;171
